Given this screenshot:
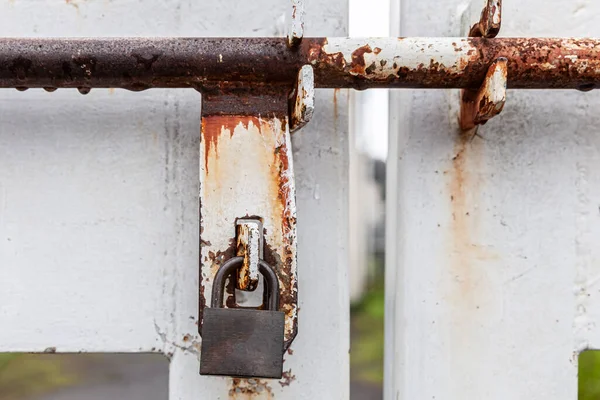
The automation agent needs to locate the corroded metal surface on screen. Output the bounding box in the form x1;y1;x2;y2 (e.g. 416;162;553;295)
460;1;504;130
308;37;600;90
289;65;315;133
236;220;262;291
200;257;284;379
460;58;508;130
199;92;298;350
469;0;502;38
1;37;600;90
288;0;305;47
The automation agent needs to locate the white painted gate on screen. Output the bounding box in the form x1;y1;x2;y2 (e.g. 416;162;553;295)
386;0;600;399
0;1;349;398
4;0;600;398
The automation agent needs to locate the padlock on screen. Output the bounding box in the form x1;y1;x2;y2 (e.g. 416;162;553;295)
200;256;285;379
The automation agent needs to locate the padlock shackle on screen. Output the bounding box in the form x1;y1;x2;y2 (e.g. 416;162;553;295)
211;256;280;311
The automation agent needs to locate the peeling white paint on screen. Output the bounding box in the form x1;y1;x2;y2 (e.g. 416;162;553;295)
290;65;315;132
323;37;476;77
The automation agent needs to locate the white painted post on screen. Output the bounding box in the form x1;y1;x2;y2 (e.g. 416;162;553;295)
0;1;349;398
386;0;600;399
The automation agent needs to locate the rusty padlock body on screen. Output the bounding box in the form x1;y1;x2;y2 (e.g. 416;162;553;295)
200;256;285;379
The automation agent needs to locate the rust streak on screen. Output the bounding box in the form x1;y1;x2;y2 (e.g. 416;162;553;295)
444;124;502;392
333;88;339;122
446;128;501;317
274;137;293;234
447;132;494;300
202;115;261;173
449;133;475;294
65;0;80;11
264;117;298;340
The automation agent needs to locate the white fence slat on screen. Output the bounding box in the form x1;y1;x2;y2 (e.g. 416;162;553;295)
386;1;600;399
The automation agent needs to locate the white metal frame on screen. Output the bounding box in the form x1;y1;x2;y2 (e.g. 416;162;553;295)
0;1;350;398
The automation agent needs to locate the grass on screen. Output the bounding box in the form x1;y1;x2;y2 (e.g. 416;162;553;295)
350;283;385;384
0;354;77;400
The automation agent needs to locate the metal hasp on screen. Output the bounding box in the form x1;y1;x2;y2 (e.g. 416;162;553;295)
199;84;303;354
235;219;263;292
200;257;285;379
200;2;310;363
460;0;506;130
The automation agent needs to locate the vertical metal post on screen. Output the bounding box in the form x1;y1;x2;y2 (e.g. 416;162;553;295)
386;1;600;399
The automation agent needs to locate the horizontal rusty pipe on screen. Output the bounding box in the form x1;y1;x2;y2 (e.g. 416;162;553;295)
1;37;600;91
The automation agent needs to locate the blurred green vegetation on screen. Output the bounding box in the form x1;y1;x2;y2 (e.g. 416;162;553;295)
580;351;600;400
0;354;77;400
350;282;385;384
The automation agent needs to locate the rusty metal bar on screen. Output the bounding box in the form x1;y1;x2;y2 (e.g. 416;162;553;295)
2;37;600;91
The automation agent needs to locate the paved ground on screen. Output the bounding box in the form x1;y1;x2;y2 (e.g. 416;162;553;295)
31;354;381;400
33;355;168;400
350;382;383;400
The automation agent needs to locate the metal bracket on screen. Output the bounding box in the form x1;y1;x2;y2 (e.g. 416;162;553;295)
289;65;315;133
460;57;507;130
469;0;502;38
460;0;505;130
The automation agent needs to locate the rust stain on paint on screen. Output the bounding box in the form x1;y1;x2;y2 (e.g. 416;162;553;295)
202;115;261;173
264;117;298;339
446;126;501;318
229;378;273;399
333;88;339;118
333;88;340;133
273;130;294;234
448;132;489;299
65;0;80;12
445;127;501;394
